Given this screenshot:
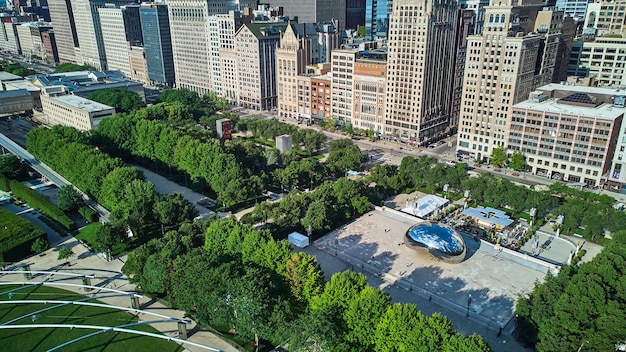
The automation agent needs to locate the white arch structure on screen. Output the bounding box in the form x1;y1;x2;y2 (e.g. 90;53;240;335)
0;324;223;352
0;271;224;352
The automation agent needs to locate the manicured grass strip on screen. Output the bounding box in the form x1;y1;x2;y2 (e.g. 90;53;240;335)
0;285;183;352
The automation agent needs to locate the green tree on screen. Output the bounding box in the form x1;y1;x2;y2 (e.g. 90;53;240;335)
301;199;332;232
510;150;526;171
3;63;36;77
0;154;28;179
344;286;391;348
57;247;74;260
31;237;49;254
93;223;124;261
54;63;96;73
87;88;146;113
153;193;198;227
358;25;366;37
490;146;507;168
311;271;368;313
58;185;84;212
284;252;325;308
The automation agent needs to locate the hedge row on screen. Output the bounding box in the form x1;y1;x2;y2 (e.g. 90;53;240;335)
79;206;98;223
0;208;47;263
8;180;75;230
0;174;9;192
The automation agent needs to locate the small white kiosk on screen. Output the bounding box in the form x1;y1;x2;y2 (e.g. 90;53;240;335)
288;231;310;248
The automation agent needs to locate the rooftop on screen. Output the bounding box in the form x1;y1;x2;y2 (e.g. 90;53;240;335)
538;83;626;96
51;95;114;113
401;194;449;218
0;89;32;98
4;80;40;92
462;206;514;228
513;98;625;121
0;72;22;81
244;22;288;38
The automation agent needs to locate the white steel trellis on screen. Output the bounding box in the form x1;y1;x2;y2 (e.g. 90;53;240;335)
0;270;223;352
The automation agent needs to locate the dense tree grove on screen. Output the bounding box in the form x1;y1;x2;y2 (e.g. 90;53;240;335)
1;63;36;77
0;154;29;180
123;217;491;350
53;63;96;73
95;111;259;207
26;125;197;233
243;177;371;236
86;88;146;114
515;232;626;351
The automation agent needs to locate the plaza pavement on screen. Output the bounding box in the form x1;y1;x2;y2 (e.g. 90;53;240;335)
0;236;241;352
305;209;555;352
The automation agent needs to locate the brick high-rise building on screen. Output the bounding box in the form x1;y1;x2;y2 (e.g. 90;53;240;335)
276;21;340;119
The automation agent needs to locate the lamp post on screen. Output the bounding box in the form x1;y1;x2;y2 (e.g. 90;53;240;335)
556;214;564;237
466;294;472;317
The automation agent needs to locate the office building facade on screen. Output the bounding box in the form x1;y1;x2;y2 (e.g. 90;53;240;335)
47;0;79;63
456;3;563;161
384;0;459;144
555;0;592;22
364;0;392;40
98;5;142;77
140;3;174;87
235;22;286;110
509;84;623;187
265;0;347;31
346;0;366;31
584;0;626;37
276;22;340;119
568;37;626;87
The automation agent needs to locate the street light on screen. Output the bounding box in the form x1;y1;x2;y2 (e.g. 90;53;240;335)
466;294;472;317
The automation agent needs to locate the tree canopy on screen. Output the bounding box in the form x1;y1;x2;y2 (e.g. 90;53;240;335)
515;239;626;351
54;63;96;73
87;88;146;113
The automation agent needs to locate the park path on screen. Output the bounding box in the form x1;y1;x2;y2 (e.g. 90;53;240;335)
0;237;241;352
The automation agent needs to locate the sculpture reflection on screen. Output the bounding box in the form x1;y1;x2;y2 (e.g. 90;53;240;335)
405;222;466;263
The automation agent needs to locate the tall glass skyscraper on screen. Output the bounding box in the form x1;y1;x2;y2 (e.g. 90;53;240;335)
365;0;392;40
139;3;175;86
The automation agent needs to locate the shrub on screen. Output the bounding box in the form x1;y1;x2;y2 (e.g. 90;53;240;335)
79;206;99;223
0;174;9;191
0;208;46;262
9;179;75;230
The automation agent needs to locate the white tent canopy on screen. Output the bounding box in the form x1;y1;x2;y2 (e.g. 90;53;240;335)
288;232;310;248
401;194;449;218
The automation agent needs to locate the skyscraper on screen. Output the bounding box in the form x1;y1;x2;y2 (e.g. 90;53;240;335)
71;0;137;70
346;0;366;31
47;0;79;63
140;2;174;87
98;5;142;76
167;0;240;95
383;0;459;144
456;2;563;161
365;0;392;40
265;0;347;31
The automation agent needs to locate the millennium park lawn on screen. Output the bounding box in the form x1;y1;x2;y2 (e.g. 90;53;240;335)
0;285;182;352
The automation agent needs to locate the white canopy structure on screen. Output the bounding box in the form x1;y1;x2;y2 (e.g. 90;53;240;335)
401;194;449;218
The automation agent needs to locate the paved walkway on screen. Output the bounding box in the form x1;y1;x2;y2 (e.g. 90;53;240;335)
0;237;240;352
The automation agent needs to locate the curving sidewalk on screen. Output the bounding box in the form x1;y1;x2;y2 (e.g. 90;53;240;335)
0;237;241;352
